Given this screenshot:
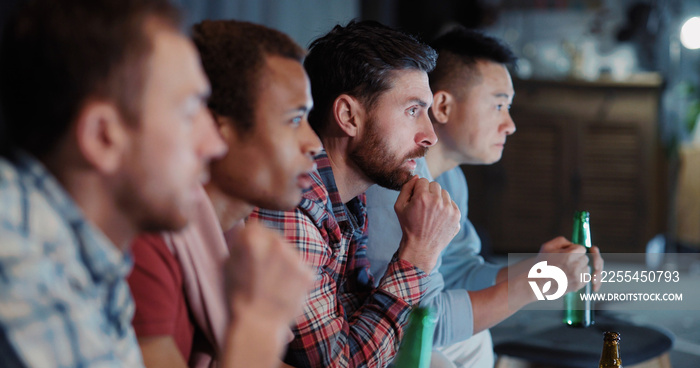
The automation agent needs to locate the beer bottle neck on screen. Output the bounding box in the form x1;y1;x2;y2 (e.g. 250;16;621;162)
599;341;622;367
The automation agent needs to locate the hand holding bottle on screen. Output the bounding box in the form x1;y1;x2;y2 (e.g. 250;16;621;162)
536;236;590;294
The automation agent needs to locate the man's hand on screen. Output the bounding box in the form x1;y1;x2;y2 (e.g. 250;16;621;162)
473;237;605;334
535;236;604;293
394;176;460;274
224;221;315;349
588;245;604;292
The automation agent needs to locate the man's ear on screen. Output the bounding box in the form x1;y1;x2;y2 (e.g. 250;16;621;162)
431;90;453;125
74;101;129;174
212;113;236;144
332;94;364;138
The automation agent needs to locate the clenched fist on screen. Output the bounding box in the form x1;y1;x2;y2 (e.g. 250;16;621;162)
225;221;314;347
394;176;461;274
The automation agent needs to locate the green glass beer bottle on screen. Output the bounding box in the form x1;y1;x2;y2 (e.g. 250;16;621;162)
598;331;623;368
390;307;437;368
563;210;594;327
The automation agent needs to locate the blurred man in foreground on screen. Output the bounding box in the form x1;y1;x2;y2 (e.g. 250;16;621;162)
0;0;225;365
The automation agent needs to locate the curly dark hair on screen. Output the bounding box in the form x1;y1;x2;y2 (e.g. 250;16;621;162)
192;20;305;134
429;27;517;96
303;20;437;135
0;0;182;159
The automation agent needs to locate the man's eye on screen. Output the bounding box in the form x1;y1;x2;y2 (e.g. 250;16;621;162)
291;116;302;126
182;100;200;121
408;107;418;116
496;104;512;112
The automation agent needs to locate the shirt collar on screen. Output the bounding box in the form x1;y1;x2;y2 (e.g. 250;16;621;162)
313;151;367;232
13;151;132;284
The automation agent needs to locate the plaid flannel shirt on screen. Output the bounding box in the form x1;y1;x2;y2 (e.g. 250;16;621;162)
0;152;143;367
250;151;427;368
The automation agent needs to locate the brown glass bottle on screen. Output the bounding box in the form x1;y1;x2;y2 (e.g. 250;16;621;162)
598;331;623;368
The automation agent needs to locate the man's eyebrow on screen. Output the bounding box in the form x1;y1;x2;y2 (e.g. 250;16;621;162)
408;98;429;107
286;104;312;114
493;92;512;99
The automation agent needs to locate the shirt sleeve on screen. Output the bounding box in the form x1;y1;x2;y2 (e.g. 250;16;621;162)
438;218;502;291
128;234;182;337
437;168;503;291
413;167;503;347
419;278;473;347
251;206;427;368
0;227;141;368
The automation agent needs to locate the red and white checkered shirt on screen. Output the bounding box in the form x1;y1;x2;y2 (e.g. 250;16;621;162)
250;151;428;368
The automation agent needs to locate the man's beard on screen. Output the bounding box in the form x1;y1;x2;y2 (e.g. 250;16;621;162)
349;118;428;191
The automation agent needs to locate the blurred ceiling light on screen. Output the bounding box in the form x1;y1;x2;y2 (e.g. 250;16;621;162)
680;16;700;50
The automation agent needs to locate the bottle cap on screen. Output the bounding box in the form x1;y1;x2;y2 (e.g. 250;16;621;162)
603;331;621;342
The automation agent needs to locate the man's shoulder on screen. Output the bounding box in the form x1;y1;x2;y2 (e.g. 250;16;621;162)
436;166;468;194
0;156;74;255
131;233;178;272
301;169;330;205
0;156;25;229
365;183;399;211
0;154;103;313
436;165;466;184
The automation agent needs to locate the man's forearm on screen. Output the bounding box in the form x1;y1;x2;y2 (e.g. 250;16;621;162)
287;258;425;367
496;257;539;284
469;275;537;333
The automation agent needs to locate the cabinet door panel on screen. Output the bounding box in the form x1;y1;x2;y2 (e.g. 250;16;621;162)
580;122;647;252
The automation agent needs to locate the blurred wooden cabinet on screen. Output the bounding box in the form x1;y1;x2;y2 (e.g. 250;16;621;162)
463;77;667;253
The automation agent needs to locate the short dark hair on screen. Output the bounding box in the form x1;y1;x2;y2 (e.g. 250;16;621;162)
304;20;437;134
429;27;517;95
0;0;182;159
192;20;306;134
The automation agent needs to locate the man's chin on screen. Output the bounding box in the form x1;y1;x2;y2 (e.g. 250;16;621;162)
374;170;413;191
254;192;303;212
484;156;502;165
268;197;302;212
138;214;189;233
